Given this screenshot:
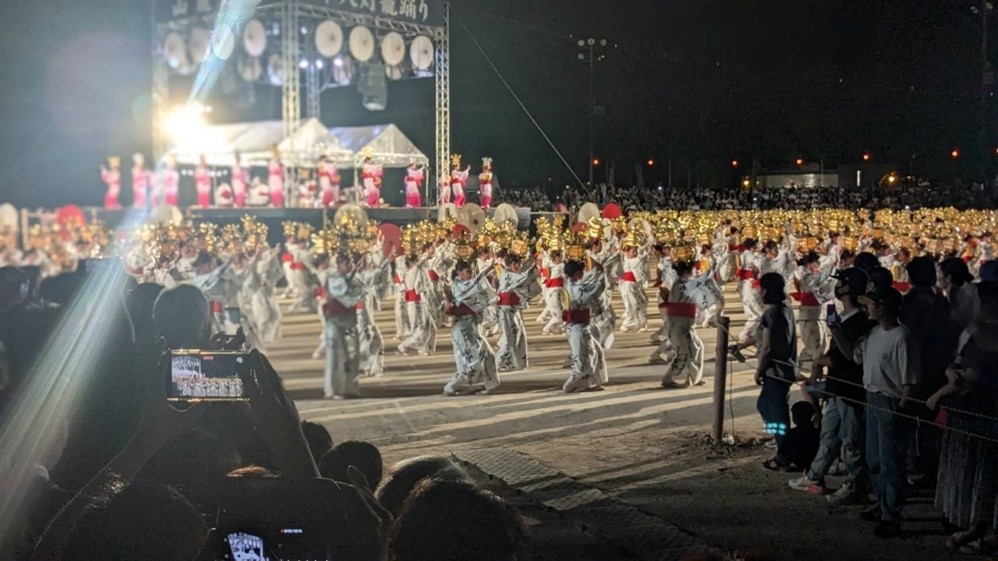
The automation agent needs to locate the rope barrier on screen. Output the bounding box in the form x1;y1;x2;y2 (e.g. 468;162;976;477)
712;319;998;445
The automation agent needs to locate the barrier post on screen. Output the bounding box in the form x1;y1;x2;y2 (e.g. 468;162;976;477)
712;316;731;443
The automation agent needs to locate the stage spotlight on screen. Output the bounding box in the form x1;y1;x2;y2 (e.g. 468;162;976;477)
316;59;324;69
162;104;208;145
334;56;344;67
299;59;309;69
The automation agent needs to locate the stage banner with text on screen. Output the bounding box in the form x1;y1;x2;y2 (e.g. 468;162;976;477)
155;0;220;22
301;0;445;28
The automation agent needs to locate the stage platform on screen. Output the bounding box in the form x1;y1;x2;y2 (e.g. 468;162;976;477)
81;206;536;244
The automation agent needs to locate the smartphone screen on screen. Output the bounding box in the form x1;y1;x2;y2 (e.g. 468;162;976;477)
825;303;839;327
168;351;251;401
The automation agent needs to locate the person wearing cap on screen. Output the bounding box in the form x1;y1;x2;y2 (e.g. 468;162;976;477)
789;267;871;503
836;285;920;538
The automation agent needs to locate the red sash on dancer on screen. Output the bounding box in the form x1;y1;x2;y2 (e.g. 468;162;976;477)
498;292;521;307
663;303;697;318
562;309;591;325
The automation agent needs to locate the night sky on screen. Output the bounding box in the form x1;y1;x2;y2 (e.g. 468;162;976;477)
0;0;989;207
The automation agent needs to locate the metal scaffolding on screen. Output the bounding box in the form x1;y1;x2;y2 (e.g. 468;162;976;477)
432;5;450;205
281;0;301;156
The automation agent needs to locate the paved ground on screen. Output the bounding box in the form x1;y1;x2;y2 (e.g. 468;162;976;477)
269;285;976;561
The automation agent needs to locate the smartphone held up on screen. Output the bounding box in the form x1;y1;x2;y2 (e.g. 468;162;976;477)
167;350;255;402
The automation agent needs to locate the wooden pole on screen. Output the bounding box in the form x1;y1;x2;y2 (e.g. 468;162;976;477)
712;316;731;442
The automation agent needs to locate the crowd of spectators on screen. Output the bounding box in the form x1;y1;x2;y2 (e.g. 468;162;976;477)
496;180;998;212
731;253;998;550
0;264;529;561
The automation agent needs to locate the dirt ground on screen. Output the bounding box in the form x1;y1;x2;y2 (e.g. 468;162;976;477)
272;284;985;561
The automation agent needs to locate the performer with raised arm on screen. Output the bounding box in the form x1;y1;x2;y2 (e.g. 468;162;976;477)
562;244;609;393
792;248;829;366
321;251;365;400
619;227;651;333
438;170;452;205
131;153;151;209
161;155;180;206
268;145;285;208
404;158;425;208
736;234;764;343
450;154;471;207
99;156;122;209
495;239;542;372
318;155;341;209
443;252;501;396
397;227;437;356
650;244;677;364
479;157;494;209
361;152;384;207
194;154;213;208
660;248;705;388
231;151;248;207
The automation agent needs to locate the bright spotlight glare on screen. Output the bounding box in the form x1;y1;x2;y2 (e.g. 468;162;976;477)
163;105;208;145
315;59;324;69
299;59;309;69
333;56;344;67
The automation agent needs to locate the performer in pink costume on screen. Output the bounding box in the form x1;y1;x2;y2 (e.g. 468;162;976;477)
131;153;151;209
194;154;213;207
99;156;122;209
268;146;285;207
231;151;248;208
404;159;425;208
162;155;180;206
438;172;452;205
361;156;384;207
450;154;470;208
318;156;342;208
479;157;494;209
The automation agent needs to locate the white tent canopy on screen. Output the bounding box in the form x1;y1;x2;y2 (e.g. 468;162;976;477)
329;124;430;168
168;119;428;170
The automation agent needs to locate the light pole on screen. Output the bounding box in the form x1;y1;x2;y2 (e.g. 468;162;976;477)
577;37;608;186
971;0;993;181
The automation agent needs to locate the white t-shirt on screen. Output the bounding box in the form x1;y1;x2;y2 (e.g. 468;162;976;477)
854;324;920;396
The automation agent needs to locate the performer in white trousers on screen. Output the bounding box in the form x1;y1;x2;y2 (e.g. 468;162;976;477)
397;254;436;355
284;239;317;313
589;239;619;350
496;253;541;372
357;249;391;377
321;254;366;399
541;251;566;335
650;248;677;364
562;258;609;393
477;249;501;338
736;239;764;343
443;259;500;396
392;255;410;341
793;251;827;366
660;259;704;388
239;246;284;351
619;238;650;332
695;245;724;328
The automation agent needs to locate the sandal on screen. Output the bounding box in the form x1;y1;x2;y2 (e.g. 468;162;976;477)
947;528;982;550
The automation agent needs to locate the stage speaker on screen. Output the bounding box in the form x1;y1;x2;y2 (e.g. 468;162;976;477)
359;63;387;111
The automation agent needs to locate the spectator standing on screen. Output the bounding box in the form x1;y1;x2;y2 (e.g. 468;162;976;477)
790;267;871;503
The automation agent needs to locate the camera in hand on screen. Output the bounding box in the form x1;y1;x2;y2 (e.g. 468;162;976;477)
168;350;254;402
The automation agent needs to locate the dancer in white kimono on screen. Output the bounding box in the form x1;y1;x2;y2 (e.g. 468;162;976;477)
356;250;391;377
736;238;764;343
496;251;541;372
619;233;651;332
321;253;366;399
392;254;410;341
650;245;676;364
695;245;724;328
540;250;566;335
660;257;705;388
562;258;609;393
477;248;501;338
443;258;500;395
397;253;437;355
792;251;827;366
589;238;619;350
239;245;284;351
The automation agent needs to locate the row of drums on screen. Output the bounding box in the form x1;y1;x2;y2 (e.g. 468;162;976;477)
162;18;436;84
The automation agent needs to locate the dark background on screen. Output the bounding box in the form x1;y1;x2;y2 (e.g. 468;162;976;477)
0;0;990;207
